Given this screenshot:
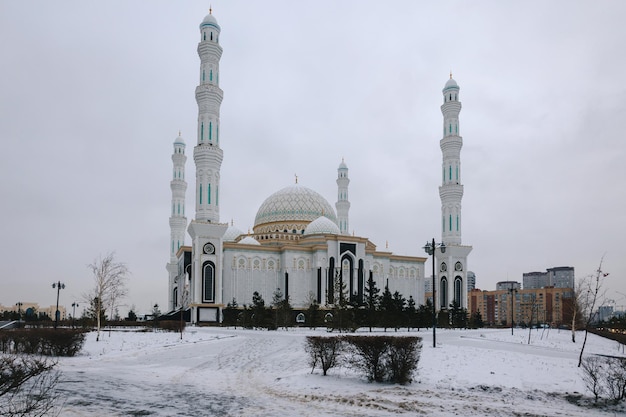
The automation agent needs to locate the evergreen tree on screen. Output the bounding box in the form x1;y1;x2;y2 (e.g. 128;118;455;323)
405;295;417;331
330;273;354;332
306;295;320;329
392;291;406;331
379;286;394;332
417;299;433;330
251;291;268;329
272;289;293;330
223;298;239;327
364;273;381;332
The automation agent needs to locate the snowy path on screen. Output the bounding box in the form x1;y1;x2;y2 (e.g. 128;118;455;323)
55;328;625;416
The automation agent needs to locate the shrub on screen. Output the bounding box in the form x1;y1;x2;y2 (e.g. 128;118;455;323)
581;355;626;404
342;335;422;384
344;336;389;382
387;337;422;384
304;336;343;376
0;329;86;357
157;320;185;332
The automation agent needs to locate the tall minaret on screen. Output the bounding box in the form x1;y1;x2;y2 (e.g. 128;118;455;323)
194;9;223;223
439;74;463;245
187;10;228;324
335;159;350;235
167;132;187;310
436;74;472;310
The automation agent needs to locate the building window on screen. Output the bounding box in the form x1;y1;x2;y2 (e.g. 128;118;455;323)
454;277;462;306
440;277;448;308
202;261;216;302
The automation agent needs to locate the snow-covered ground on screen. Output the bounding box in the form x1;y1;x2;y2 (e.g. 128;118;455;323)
55;327;626;416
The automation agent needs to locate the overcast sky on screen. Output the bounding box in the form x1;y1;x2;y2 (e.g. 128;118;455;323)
1;1;625;316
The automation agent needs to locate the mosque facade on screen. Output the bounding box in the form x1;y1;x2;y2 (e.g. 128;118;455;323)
166;11;469;324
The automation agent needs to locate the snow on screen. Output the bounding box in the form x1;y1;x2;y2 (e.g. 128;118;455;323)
55;327;626;416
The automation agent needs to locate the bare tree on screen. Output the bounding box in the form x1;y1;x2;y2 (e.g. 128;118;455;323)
577;257;608;367
0;355;60;417
87;252;129;341
569;278;586;343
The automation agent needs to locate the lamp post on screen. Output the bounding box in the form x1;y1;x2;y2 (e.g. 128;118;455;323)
71;302;79;328
509;287;517;335
52;281;65;329
423;238;446;348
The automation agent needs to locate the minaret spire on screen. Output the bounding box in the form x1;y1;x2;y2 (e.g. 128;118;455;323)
167;132;188;310
194;10;223;222
435;74;472;310
439;75;463;245
335;159;350;235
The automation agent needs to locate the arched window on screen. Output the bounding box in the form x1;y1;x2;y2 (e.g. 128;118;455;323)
440;277;448;308
210;69;213;82
202;261;216;302
209;121;212;140
201;122;204;141
210;32;213;41
199;184;203;204
203;32;206;41
296;312;305;323
173;287;178;308
208;184;211;204
454;276;463;306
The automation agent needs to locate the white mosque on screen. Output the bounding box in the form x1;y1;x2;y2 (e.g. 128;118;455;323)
166;11;471;324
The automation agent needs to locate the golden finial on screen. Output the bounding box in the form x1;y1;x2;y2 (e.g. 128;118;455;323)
209;5;212;14
231;219;234;226
450;71;453;79
386;240;389;249
295;174;298;184
178;130;181;137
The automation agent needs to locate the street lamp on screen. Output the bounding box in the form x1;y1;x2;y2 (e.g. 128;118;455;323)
71;302;79;328
509;287;517;335
52;281;65;329
423;238;446;348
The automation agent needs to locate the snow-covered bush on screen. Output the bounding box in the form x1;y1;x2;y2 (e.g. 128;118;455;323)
304;336;343;376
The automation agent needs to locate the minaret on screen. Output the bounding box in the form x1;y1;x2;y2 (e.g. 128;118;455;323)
439;74;463;245
335;159;350;235
436;74;472;309
187;10;228;324
167;132;187;310
194;9;223;223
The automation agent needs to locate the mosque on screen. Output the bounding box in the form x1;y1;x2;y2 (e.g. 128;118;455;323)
166;11;471;324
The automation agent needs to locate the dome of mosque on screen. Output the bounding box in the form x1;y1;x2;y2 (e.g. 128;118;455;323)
304;216;340;236
223;224;244;242
254;184;337;229
238;236;260;245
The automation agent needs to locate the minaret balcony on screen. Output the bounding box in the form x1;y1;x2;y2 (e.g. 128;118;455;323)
439;184;464;200
194;144;224;165
195;84;223;103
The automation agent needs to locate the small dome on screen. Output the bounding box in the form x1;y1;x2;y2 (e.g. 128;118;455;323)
338;159;348;170
304;216;340;236
239;236;261;245
174;133;185;146
443;77;459;91
223;224;244;242
200;12;220;30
